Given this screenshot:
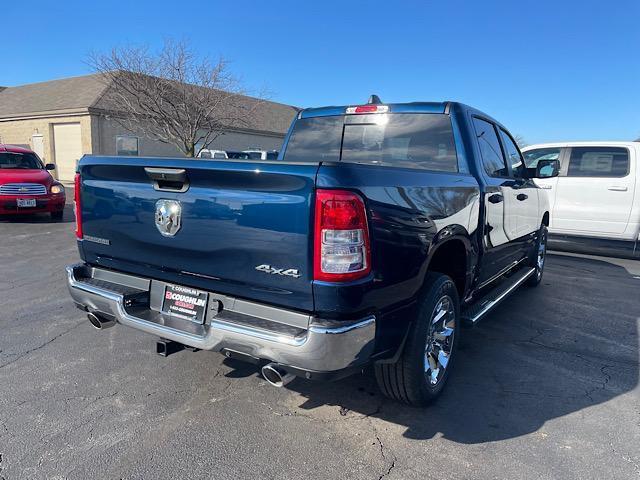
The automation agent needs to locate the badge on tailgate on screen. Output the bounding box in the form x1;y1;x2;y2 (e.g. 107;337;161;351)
155;199;182;237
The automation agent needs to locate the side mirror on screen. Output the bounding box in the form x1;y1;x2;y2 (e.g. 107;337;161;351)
45;163;56;170
535;159;559;178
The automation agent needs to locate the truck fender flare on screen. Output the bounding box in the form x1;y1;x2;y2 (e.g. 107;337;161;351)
421;227;474;295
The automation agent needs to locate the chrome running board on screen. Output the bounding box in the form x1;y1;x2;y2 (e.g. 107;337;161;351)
462;267;535;326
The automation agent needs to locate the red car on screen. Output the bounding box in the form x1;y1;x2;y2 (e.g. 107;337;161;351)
0;144;66;220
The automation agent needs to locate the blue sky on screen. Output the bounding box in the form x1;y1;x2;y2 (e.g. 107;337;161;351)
2;0;639;144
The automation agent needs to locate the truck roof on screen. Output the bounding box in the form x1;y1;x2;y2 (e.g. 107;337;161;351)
300;102;450;118
298;101;501;125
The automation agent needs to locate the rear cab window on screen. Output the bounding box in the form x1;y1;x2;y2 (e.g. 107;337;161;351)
283;113;458;172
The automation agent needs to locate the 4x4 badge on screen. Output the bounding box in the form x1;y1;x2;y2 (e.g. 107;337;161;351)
255;264;301;278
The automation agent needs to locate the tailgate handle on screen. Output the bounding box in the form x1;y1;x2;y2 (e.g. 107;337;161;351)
144;167;189;193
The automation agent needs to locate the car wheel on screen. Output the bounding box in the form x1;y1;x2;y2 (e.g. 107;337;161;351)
526;224;547;287
374;272;460;407
50;210;64;221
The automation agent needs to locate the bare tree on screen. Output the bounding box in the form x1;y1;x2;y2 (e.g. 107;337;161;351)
88;40;262;157
513;134;528;149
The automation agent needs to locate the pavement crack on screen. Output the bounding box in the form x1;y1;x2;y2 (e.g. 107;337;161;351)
375;434;397;480
0;320;84;370
609;441;640;476
584;364;613;401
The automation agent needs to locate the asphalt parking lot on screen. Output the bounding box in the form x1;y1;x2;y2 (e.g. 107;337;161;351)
1;196;639;480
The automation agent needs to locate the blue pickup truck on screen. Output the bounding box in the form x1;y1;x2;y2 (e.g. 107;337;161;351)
66;97;559;406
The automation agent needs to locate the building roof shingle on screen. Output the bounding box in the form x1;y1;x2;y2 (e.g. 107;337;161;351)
0;74;298;135
0;74;108;118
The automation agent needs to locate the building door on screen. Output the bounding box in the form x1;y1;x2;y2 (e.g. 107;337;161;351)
53;123;82;182
31;134;45;162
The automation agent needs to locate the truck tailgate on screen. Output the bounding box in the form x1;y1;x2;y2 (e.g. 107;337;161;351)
77;156;318;312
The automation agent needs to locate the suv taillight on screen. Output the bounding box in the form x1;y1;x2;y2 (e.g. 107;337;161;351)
74;173;83;239
314;189;371;282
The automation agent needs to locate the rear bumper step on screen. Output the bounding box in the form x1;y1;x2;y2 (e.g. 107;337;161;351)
66;263;375;374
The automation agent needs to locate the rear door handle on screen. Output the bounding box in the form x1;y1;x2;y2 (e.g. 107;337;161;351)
488;193;503;204
608;186;628;191
516;193;528;201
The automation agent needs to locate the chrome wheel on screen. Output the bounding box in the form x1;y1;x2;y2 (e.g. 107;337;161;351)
424;295;456;386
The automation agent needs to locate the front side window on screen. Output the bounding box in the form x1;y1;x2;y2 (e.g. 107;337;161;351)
499;129;525;178
266;151;278;160
0;152;43;169
523;148;561;169
472;118;508;177
116;136;139;156
567;147;630;177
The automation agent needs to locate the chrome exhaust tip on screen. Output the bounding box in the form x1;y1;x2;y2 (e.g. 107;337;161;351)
87;312;116;330
261;363;294;388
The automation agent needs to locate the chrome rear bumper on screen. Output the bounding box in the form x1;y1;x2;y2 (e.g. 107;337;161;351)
65;263;375;374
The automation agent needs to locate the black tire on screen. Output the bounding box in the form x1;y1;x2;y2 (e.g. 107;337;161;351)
50;210;64;221
526;224;547;287
374;272;460;407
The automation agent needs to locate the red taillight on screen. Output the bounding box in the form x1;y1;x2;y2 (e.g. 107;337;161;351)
74;173;83;239
314;189;371;282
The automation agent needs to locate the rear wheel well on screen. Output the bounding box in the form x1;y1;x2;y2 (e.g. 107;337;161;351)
426;240;467;298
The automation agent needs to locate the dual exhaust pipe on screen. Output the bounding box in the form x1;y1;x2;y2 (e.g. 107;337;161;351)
87;312;294;388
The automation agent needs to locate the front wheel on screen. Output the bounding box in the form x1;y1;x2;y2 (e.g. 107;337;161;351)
374;272;460;407
50;210;64;221
526;224;547;287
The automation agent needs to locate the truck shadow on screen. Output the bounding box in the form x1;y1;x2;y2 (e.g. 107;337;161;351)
282;254;640;443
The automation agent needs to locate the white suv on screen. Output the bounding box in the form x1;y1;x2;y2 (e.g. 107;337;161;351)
522;142;640;258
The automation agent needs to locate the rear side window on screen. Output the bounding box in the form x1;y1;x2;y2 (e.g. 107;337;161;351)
472;118;508;177
567;147;630;177
284;113;457;172
524;148;561;168
283;116;343;163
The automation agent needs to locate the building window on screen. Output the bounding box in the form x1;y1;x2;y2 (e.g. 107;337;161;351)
116;136;139;156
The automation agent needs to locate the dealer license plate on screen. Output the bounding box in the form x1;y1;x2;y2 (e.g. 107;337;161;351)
17;198;36;208
161;284;209;324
